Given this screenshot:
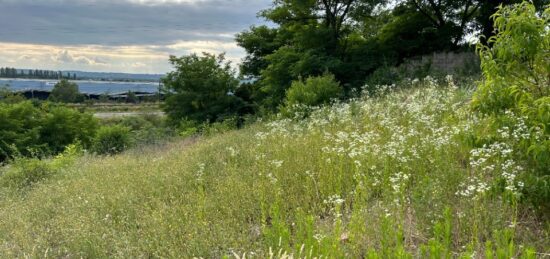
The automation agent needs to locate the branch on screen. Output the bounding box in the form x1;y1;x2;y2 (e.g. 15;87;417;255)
412;0;441;27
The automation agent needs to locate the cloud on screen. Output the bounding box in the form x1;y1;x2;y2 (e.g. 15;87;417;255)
0;0;270;73
0;0;270;46
0;41;245;73
53;50;108;66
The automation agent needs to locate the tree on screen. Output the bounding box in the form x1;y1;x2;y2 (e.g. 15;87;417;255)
161;53;245;124
236;25;284;78
49;79;80;103
238;0;384;110
474;0;548;45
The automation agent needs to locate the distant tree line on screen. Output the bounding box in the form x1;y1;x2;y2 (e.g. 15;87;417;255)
0;67;77;80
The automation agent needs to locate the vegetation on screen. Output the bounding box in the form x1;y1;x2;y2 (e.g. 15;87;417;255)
472;2;549;212
0;1;548;258
0;101;97;163
285;73;343;108
0;87;25;104
1;78;548;257
92;125;131;155
0;67;76;80
161;53;246;124
49;79;81;103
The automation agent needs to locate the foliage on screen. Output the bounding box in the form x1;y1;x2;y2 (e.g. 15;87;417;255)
161;53;246;124
0;158;54;189
92;125;131;155
0;143;82;189
235;0;516;112
49;79;81;103
471;2;550;210
40;105;98;154
0;79;547;257
0;101;96;162
126;91;138;104
285;73;343;108
0;87;25;104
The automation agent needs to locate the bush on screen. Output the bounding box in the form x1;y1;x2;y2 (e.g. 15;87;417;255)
285;73;343;108
92;125;131;155
471;3;549;210
40;105;98;154
0;87;25;104
0;102;97;162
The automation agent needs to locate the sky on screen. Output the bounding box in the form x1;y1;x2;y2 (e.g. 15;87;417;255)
0;0;272;74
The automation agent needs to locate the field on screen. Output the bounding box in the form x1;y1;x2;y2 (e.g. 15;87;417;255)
0;78;548;258
66;102;164;119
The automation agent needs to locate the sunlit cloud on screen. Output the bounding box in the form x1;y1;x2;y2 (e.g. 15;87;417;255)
0;41;244;74
0;0;270;73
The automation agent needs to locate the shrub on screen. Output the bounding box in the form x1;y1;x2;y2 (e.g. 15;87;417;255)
0;87;25;104
285;73;343;108
92;125;131;155
177;119;199;138
0;102;43;162
39;105;98;154
471;2;549;210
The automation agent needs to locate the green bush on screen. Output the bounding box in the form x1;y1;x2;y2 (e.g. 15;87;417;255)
40;105;98;154
92;125;131;155
0;87;25;104
285;73;343;108
471;2;550;210
0;102;97;162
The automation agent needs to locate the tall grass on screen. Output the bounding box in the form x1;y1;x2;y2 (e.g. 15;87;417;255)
0;77;547;258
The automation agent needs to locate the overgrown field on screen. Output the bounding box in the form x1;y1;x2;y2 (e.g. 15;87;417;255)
0;78;548;258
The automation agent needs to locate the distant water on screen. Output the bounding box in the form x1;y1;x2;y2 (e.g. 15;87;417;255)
0;78;159;94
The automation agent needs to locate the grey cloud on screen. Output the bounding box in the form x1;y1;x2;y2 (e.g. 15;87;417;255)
0;0;271;46
53;50;108;65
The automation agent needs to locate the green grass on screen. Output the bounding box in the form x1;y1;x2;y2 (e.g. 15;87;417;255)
0;78;548;258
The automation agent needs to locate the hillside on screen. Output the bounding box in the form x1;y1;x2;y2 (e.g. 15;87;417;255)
0;78;548;258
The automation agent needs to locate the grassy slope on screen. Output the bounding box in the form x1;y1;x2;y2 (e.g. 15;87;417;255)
0;79;548;258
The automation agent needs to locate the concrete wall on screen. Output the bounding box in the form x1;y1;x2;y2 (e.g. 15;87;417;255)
401;52;480;75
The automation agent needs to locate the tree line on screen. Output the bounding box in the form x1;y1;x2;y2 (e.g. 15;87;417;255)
0;67;77;80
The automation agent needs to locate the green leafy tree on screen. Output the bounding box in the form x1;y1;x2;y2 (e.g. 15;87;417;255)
161;53;245;124
238;0;384;110
49;79;80;103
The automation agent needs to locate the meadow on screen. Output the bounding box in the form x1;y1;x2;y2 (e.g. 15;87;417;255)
0;77;547;258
